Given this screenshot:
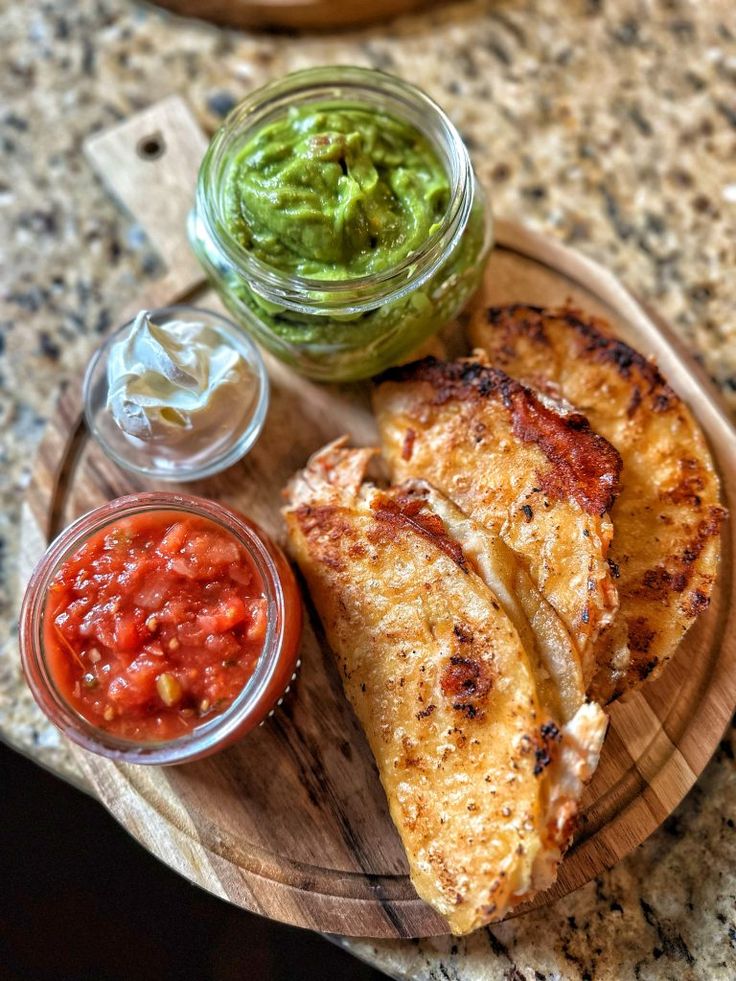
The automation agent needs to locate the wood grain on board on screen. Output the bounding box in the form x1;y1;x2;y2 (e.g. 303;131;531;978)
20;100;736;937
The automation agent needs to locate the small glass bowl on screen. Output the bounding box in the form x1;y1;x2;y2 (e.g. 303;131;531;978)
19;493;303;765
83;305;269;481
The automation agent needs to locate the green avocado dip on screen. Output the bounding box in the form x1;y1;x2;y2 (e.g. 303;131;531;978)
225;105;451;281
191;75;491;381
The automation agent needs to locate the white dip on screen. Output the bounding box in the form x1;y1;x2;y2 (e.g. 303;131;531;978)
107;310;252;446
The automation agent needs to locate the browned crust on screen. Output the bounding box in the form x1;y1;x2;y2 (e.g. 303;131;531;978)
370;492;469;572
401;427;417;461
293;505;353;572
477;304;727;699
377;357;622;517
484;304;678;412
629;503;724;623
440;653;494;721
294;492;470;576
533;720;561;776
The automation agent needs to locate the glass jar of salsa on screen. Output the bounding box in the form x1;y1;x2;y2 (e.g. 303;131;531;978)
19;493;302;764
188;67;492;382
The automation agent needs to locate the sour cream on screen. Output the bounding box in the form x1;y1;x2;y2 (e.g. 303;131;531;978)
84;305;268;481
107;310;253;447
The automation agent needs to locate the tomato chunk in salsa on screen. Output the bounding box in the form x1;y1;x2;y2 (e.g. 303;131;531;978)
44;510;267;741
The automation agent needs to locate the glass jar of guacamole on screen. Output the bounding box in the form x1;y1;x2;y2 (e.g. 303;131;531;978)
189;67;492;382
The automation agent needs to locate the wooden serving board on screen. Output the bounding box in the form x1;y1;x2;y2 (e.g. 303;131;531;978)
152;0;440;31
20;100;736;938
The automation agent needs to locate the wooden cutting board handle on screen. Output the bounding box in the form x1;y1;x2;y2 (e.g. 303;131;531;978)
83;96;208;319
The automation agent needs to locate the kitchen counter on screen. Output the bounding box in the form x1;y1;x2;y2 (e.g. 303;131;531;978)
2;0;735;977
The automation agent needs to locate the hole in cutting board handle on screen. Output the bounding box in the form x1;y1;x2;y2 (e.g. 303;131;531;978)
137;132;166;161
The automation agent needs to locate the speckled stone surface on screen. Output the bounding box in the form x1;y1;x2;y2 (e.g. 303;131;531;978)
2;0;735;977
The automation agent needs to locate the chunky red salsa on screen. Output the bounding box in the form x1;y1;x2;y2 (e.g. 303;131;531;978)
44;510;267;741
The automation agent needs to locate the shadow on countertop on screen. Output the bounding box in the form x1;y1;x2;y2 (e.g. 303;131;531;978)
0;742;386;981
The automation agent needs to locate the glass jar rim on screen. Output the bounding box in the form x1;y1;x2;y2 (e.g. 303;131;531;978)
195;66;475;315
19;493;300;765
82;305;270;482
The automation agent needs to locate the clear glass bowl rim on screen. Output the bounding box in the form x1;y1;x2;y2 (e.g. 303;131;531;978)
83;304;270;482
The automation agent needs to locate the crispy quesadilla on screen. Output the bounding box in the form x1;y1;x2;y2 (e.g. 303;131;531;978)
468;304;725;701
373;358;624;697
412;480;583;723
284;439;607;933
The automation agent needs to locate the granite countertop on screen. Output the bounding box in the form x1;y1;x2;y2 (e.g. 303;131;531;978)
2;0;735;977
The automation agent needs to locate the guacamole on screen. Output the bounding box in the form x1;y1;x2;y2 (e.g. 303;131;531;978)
190;80;492;381
225;105;451;280
211;197;489;380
